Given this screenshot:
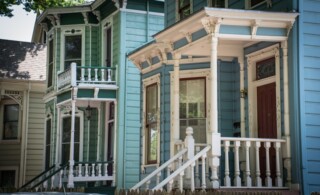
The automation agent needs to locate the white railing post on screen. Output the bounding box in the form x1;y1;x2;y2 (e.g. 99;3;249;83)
234;140;241;187
92;163;96;177
201;154;207;190
210;132;221;188
265;142;272;187
224;140;231;187
255;141;262;187
71;62;77;87
107;69;112;82
101;69;105;81
184;127;195;189
245;141;252;187
85;163;89;177
88;68;92;81
81;67;85;81
275;142;282;187
94;68;98;81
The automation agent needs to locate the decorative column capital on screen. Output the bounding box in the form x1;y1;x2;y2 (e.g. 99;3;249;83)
201;17;222;36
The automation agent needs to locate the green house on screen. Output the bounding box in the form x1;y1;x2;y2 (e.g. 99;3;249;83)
28;0;164;191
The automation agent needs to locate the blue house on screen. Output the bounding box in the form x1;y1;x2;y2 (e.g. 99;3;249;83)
128;0;320;194
25;0;164;192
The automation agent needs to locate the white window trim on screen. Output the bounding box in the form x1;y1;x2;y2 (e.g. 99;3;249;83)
47;32;55;90
59;108;84;164
246;44;281;139
101;16;113;67
0;98;22;143
59;26;85;72
141;74;161;170
170;69;211;144
0;166;19;188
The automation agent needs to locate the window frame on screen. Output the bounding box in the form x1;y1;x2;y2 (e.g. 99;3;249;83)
142;74;160;167
60;27;85;72
176;0;193;21
245;0;269;9
0;98;21;142
208;0;228;8
45;115;52;169
47;35;54;88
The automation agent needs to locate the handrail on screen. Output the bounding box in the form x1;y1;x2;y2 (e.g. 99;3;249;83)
74;160;114;165
76;66;116;70
221;137;286;142
18;164;56;191
131;148;188;190
153;145;211;190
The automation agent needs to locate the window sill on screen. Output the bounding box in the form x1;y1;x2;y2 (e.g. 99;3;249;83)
0;140;21;144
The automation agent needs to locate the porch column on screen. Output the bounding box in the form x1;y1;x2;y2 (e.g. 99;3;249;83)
238;55;246;137
171;53;181;157
281;41;292;187
112;100;118;186
55;106;61;166
209;34;221;188
67;89;77;188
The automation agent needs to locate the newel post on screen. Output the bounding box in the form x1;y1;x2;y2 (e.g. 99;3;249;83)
71;62;77;87
210;132;221;188
184;127;195;190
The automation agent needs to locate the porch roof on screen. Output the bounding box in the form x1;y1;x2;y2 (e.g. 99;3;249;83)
128;7;298;72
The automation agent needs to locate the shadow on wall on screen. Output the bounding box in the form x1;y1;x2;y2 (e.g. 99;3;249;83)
0;39;45;79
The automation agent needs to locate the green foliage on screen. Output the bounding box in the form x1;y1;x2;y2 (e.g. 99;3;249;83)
0;0;86;17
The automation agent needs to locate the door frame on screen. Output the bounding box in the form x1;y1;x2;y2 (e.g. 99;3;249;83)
246;44;281;139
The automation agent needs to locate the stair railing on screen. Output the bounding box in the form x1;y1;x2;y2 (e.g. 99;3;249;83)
131;148;188;190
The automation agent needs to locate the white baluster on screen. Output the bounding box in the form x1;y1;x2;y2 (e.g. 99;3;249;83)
78;164;82;177
81;67;85;81
104;163;108;176
51;175;54;189
179;171;184;192
85;163;89;177
92;163;96;177
245;141;252;187
43;179;48;189
167;164;172;192
234;140;241;186
191;163;195;192
224;140;231;187
101;69;105;81
195;147;200;188
265;142;272;187
156;172;161;185
94;68;98;81
200;153;207;190
168;179;174;192
107;69;112;82
59;170;63;189
98;163;102;177
275;142;282;187
146;180;150;189
255;141;262;187
88;68;92;81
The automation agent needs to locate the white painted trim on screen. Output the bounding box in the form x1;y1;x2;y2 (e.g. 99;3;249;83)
141;74;161;169
246;44;282;139
59;25;85;72
101;16;113;67
119;8;164;16
0;166;19;188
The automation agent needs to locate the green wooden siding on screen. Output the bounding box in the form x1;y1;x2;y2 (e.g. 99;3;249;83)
60;13;85;25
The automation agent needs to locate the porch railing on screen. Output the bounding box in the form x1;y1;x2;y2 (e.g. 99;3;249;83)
132;127;289;192
57;62;116;89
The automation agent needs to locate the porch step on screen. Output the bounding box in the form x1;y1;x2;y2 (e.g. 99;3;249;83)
84;186;116;195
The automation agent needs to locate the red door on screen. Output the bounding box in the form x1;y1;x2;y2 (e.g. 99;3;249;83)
257;82;277;184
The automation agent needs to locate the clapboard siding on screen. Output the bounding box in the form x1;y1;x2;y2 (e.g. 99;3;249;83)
301;0;320;194
25;91;45;183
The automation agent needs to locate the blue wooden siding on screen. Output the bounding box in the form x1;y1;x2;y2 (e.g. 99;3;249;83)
300;0;320;194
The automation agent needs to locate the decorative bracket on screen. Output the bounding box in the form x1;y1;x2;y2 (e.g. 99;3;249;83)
1;90;23;108
93;10;101;22
54;14;60;26
82;12;88;24
112;0;120;8
286;21;294;36
182;31;192;43
40;23;48;32
251;20;261;39
47;15;56;26
201;17;222;36
146;57;152;67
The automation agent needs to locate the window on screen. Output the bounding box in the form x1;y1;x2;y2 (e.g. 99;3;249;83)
61;116;80;164
104;26;112;67
0;170;16;187
64;35;82;70
45;118;52;169
47;39;53;88
3;104;19;140
180;78;206;143
145;84;159;164
209;0;227;8
256;57;275;80
246;0;270;9
179;0;191;20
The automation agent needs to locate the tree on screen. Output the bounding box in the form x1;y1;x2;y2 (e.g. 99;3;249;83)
0;0;86;17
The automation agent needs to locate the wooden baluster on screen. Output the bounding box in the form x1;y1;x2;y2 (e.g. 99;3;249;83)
43;179;48;189
199;153;207;190
195;146;200;188
101;69;105;81
146;180;150;190
245;141;252;187
94;68;98;81
275;142;282;187
168;179;174;192
107;69;112;82
98;163;102;177
179;171;184;192
265;142;272;187
78;163;82;177
167;164;172;192
81;67;85;81
59;170;63;189
88;68;92;81
85;163;89;177
104;163;108;176
234;140;241;187
224;140;231;187
51;175;54;189
191;163;195;192
92;163;96;177
255;141;262;187
156;172;161;185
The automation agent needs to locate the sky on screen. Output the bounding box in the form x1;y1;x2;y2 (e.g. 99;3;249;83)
0;5;36;43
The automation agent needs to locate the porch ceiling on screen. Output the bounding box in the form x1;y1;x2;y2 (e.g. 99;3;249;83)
128;7;298;70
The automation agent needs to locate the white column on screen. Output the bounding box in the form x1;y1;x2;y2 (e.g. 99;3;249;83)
112;100;118;186
56;106;61;166
171;53;181;157
281;41;291;187
238;55;246;137
67;91;77;188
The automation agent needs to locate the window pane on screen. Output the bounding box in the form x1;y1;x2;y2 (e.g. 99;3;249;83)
3;104;19;140
147;123;158;163
212;0;225;7
0;170;15;187
179;0;190;19
251;0;265;7
146;84;158;124
256;57;275;80
65;35;81;69
61;116;80;164
49;39;53;64
45;119;51;169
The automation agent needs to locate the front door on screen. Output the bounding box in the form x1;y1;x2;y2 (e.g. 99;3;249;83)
257;82;277;184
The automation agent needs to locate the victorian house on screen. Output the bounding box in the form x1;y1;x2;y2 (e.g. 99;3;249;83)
25;0;164;192
128;0;320;194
